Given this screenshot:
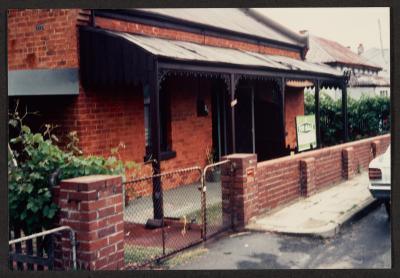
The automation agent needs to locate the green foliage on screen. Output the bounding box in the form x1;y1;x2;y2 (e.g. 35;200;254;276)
304;91;390;146
8;104;137;234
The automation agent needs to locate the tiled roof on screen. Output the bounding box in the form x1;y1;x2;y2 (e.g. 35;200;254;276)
306;35;381;70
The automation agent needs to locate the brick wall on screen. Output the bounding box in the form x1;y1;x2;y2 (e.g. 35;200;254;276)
8;8;302;71
222;134;390;226
257;134;390;214
54;175;124;270
8;9;81;70
95;17;302;60
10;85;146;164
284;87;305;150
126;76;213;198
161;76;213;172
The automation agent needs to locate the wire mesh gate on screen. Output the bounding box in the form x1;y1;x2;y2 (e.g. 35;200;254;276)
122;161;231;269
202;160;231;239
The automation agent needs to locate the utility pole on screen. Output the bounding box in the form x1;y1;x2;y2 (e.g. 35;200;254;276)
378;19;388;66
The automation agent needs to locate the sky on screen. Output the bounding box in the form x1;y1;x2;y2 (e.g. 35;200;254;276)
255;8;390;51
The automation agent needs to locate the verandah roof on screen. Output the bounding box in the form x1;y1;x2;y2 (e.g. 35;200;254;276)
113;30;341;76
79;26;343;88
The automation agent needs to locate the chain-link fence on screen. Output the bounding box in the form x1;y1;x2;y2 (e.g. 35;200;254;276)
123;166;203;269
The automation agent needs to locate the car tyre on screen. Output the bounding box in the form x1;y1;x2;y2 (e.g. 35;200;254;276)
384;201;390;218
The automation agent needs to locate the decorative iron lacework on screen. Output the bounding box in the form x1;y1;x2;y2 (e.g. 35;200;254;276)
158;68;231;91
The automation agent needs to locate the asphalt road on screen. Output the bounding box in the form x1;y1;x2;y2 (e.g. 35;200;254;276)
171;202;391;269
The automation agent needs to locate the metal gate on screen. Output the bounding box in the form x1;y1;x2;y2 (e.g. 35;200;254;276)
202;160;231;239
123;166;203;269
123;162;232;269
8;226;77;271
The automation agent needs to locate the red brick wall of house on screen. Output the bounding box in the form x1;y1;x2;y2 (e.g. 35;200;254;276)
8;9;304;199
8;9;81;70
284;87;305;150
125;76;214;198
94;17;302;60
162;76;213;170
9;86;146;164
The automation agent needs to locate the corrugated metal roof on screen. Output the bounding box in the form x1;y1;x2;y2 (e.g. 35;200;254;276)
111;30;342;77
306;35;381;70
134;8;303;47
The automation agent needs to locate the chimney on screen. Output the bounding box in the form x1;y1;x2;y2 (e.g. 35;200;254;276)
357;43;364;55
347;46;351;50
299;30;308;35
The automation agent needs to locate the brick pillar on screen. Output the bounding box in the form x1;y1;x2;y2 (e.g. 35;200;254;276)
300;157;316;197
221;154;258;228
342;147;355;179
57;175;124;270
371;140;381;158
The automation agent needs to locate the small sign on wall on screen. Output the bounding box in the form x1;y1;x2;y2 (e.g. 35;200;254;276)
295;115;317;152
246;167;255;182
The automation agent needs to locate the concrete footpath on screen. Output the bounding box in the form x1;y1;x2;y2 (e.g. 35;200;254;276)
246;172;375;238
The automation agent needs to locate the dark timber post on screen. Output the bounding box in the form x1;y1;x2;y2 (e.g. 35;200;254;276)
315;80;321;148
281;78;286;151
150;58;163;220
230;73;236;153
341;81;349;142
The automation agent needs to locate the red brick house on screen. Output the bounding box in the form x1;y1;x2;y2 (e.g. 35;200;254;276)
8;8;347;179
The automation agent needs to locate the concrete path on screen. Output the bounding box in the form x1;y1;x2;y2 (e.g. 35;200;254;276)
124;181;222;224
246;172;375;238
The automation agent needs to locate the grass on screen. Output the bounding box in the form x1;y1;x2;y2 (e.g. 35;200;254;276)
124;245;173;267
124;203;224;269
185;202;223;225
124;244;207;269
161;247;208;268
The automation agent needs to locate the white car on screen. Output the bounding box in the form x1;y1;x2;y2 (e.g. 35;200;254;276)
368;144;391;215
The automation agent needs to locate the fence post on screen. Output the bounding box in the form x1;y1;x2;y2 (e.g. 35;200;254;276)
300;157;316;197
371;140;381;158
221;154;258;229
342;147;355;180
57;175;124;270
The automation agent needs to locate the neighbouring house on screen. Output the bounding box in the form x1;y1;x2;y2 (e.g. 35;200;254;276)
303;33;390;100
8;9;347;195
362;47;390;97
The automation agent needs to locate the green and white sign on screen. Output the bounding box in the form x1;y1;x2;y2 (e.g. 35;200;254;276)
296;115;317;152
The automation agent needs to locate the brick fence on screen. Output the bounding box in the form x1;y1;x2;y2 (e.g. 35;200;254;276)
222;134;390;227
50;134;389;269
53;175;124;270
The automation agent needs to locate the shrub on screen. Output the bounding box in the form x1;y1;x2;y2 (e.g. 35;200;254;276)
8;106;137;235
304;91;390;146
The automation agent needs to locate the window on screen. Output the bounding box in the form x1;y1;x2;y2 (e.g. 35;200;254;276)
380;90;388;97
143;85;175;161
